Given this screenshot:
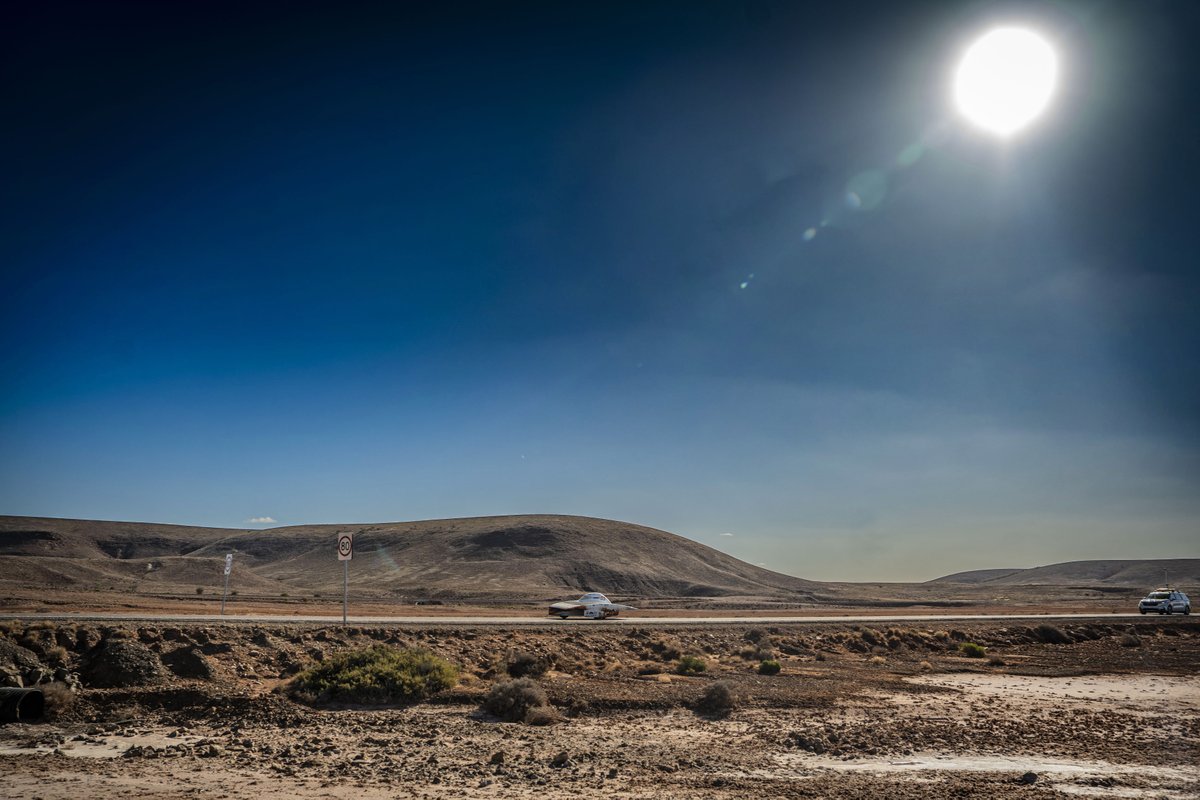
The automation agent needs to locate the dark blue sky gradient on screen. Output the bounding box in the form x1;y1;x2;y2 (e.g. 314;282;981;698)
2;1;1197;579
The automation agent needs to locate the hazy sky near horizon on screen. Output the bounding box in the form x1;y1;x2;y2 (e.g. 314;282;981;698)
2;1;1197;581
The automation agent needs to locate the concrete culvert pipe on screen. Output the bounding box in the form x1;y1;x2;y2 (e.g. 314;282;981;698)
0;688;45;722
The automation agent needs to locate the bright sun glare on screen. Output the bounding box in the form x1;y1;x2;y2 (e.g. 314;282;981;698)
954;27;1058;136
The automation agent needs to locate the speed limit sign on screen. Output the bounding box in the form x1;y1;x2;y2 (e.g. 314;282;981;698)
337;532;354;561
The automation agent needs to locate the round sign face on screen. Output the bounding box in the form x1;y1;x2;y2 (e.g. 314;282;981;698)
337;533;353;560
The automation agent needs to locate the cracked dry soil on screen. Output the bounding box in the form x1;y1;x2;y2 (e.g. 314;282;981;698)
1;617;1197;798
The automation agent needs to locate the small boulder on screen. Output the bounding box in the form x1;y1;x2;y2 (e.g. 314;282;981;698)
550;751;570;768
162;647;215;680
81;638;166;688
1019;771;1038;785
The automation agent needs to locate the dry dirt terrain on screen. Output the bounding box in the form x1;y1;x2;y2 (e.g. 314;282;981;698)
2;616;1197;799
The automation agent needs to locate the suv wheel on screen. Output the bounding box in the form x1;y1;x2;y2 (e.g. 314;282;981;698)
1185;606;1192;616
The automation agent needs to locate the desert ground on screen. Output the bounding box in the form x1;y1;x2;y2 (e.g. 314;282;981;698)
1;615;1197;799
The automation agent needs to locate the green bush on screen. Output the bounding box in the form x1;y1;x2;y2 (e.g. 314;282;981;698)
482;678;548;722
758;659;781;675
289;645;458;705
959;642;987;658
675;655;707;675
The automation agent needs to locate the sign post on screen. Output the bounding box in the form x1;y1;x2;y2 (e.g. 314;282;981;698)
221;553;233;615
337;532;353;624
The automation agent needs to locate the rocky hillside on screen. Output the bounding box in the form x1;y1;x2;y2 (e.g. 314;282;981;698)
0;515;816;601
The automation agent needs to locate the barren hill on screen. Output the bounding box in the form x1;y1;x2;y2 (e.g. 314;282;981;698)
930;559;1200;587
0;514;817;601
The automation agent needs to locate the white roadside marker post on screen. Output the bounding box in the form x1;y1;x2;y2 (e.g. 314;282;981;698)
337;532;354;625
221;553;233;615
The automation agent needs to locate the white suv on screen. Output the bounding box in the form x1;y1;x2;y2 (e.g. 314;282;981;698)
1138;588;1191;615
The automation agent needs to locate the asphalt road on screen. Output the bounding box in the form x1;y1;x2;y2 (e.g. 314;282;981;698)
0;611;1160;626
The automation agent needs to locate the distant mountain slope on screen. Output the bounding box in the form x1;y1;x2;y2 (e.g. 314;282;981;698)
929;559;1200;587
0;514;817;600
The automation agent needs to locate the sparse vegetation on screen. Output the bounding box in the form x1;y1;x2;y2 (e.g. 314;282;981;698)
1119;634;1141;648
696;681;736;716
987;654;1007;666
959;642;987;658
289;646;458;705
506;651;550;678
650;639;682;662
482;678;550;723
740;645;775;661
45;645;69;666
758;659;781;675
675;655;707;675
40;682;75;719
194;587;204;595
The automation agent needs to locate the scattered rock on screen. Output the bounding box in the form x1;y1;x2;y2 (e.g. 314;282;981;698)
1019;771;1038;785
488;751;505;765
550;751;570;768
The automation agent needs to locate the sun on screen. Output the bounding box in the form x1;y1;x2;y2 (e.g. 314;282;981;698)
954;27;1058;136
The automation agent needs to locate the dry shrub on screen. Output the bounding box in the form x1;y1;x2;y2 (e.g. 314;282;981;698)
743;629;769;643
696;681;736;716
868;655;887;666
41;682;75;719
918;660;934;671
987;655;1007;666
739;646;775;661
1119;634;1141;648
650;639;682;662
505;651;549;679
45;646;70;667
482;678;547;722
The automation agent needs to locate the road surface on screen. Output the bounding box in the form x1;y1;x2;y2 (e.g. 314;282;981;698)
0;611;1161;626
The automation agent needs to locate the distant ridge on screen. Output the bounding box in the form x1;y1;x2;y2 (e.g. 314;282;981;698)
0;514;816;600
930;559;1200;587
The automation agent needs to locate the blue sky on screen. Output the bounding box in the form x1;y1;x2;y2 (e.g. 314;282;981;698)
2;1;1197;580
